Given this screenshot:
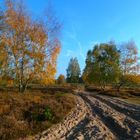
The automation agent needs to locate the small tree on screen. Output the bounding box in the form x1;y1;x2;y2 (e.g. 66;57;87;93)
116;40;140;90
66;57;81;83
57;74;66;84
120;40;139;74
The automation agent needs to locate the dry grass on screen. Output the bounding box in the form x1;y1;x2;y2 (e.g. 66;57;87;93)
86;85;140;96
85;85;140;105
119;97;140;105
0;91;76;140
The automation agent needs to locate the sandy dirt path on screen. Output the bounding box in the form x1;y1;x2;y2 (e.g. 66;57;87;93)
31;92;140;140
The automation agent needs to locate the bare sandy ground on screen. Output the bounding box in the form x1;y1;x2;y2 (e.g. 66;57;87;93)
31;92;140;140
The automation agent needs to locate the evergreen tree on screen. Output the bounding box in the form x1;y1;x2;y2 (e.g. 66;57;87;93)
66;57;81;83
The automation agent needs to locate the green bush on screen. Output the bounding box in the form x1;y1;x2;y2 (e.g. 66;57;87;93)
44;106;54;121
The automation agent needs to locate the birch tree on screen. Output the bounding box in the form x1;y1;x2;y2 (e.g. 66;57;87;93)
0;0;61;92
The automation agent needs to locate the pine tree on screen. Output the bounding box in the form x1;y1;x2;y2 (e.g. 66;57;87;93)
66;57;81;83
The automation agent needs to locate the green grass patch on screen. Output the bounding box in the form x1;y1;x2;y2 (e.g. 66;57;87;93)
55;92;66;98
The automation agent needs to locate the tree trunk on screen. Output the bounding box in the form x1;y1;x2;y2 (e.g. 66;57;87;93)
19;57;25;93
19;79;23;93
19;84;27;93
116;82;122;96
23;83;27;93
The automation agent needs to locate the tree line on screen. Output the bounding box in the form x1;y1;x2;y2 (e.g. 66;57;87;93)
83;40;140;90
58;40;140;91
0;1;140;92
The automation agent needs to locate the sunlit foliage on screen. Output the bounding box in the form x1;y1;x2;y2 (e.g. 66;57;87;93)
0;0;61;92
83;40;140;90
83;41;120;89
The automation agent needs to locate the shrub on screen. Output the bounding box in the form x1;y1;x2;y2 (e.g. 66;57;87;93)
45;106;54;121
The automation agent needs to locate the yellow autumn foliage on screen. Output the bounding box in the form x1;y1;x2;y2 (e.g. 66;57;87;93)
0;0;61;91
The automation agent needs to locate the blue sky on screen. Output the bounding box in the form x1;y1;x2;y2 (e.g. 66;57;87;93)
1;0;140;77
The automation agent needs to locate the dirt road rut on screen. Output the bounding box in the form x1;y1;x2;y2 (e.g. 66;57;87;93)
32;92;140;140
